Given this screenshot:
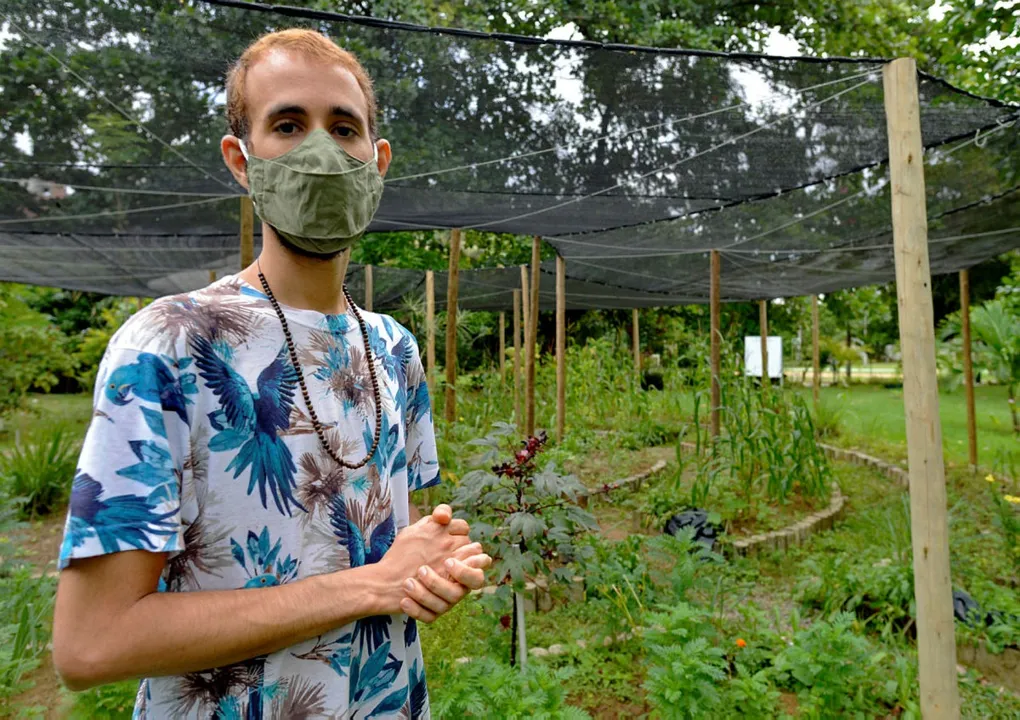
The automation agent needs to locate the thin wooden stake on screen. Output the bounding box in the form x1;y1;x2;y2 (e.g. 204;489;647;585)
444;229;462;423
710;250;721;438
812;294;821;406
520;266;530;431
884;56;959;717
425;270;435;396
760;299;769;390
208;269;217;284
556;255;566;443
515;591;528;670
526;238;541;437
632;308;641;379
364;264;373;312
240;196;254;270
513;289;522;427
499;311;506;378
960;269;977;468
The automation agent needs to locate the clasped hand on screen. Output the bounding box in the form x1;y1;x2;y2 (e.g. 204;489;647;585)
380;504;491;623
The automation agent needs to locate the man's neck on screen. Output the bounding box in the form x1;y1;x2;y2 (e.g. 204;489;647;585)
238;224;351;315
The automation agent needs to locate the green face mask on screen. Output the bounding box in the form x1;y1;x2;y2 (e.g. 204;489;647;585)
240;129;384;256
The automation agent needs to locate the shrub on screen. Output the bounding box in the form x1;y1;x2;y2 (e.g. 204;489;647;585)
0;429;79;519
429;657;590;719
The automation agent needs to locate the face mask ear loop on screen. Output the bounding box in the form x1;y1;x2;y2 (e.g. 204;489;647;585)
238;138;250;162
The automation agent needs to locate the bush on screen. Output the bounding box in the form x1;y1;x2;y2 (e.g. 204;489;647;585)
0;429;79;519
0;287;75;422
429;657;590;719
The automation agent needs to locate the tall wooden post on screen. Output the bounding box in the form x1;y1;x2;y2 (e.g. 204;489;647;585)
499;311;506;377
444;230;462;423
632;309;641;379
811;294;821;406
425;270;435;396
960;269;977;468
556;256;566;443
710;251;721;438
209;270;217;284
364;264;373;312
513;289;522;427
884;57;959;717
526;237;541;436
759;299;769;389
240;196;254;270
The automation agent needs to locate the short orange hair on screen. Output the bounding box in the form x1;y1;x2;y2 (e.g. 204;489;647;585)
226;29;378;140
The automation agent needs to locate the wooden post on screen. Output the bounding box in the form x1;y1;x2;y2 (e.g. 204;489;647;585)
499;311;506;377
960;269;977;468
710;250;721;438
520;266;530;431
425;270;435;396
556;255;566;443
812;294;821;406
208;269;217;284
513;289;522;427
759;299;769;389
632;309;641;379
526;238;541;436
240;196;254;270
364;264;373;312
444;229;462;423
884;57;959;717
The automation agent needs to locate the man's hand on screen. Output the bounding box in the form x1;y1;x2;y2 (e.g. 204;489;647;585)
398;504;492;623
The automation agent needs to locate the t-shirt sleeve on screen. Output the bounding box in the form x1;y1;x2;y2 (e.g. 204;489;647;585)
404;339;440;493
58;340;193;569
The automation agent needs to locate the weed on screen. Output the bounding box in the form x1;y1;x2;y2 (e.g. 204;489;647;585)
0;429;78;519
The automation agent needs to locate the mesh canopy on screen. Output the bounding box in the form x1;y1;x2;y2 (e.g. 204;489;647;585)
0;0;1017;307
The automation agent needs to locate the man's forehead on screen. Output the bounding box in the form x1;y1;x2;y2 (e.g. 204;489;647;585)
245;48;368;122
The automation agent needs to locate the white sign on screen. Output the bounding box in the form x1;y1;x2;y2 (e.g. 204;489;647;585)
744;336;783;379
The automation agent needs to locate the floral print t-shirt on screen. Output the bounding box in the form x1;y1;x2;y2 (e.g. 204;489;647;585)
58;276;440;719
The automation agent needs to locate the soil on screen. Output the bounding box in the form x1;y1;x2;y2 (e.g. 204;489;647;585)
567;693;649;719
10;653;71;719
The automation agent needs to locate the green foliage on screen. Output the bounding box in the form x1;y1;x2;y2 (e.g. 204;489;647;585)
771;612;902;718
0;286;75;420
642;601;728;719
71;299;137;390
988;483;1020;581
429;657;591;719
0;429;79;519
0;567;56;705
453;424;597;595
68;680;140;719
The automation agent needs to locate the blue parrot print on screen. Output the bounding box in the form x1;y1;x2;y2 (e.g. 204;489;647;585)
61;472;178;561
104;353;198;426
60;277;440;719
192;336;305;516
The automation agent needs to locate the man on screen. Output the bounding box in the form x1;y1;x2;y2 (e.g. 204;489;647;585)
52;29;489;719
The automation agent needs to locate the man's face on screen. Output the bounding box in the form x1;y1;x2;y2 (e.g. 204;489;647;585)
223;48;391;187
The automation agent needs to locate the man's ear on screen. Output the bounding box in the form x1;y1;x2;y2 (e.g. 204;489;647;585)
375;138;392;178
221;135;249;190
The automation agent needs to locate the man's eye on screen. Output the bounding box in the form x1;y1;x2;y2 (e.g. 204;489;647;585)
276;122;299;135
332;126;356;137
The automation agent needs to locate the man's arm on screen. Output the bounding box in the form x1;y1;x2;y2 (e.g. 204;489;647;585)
53;511;484;691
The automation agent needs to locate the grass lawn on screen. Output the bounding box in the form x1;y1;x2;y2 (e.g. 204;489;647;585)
801;384;1017;473
0;393;93;451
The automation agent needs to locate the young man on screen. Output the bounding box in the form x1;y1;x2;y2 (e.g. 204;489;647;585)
52;29;489;719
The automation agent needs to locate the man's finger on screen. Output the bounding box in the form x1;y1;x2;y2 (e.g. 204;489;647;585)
443;556;490;590
400;597;437;624
430;504;453;524
405;571;456;612
451;542;483;561
415;565;467;605
446;518;470;536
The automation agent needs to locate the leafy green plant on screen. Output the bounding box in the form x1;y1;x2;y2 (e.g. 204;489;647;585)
771;612;900;717
812;395;845;439
454;424;597;663
642;601;728;719
988;478;1020;579
0;567;56;704
0;428;79;519
429;657;591;719
69;680;140;719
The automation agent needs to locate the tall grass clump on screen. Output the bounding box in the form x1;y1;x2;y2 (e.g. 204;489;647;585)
0;428;79;519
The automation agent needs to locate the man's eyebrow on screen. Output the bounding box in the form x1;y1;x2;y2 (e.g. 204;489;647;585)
330;105;365;125
265;103;308;119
